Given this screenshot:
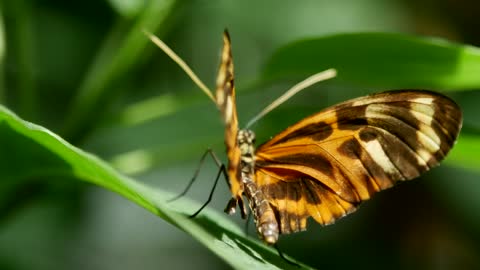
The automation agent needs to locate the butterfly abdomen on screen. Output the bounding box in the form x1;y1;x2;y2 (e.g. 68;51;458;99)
243;176;279;245
238;130;280;244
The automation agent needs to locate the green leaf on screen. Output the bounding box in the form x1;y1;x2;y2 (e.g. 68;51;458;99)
0;8;5;103
63;0;180;142
1;0;35;117
263;33;480;90
0;105;310;270
445;133;480;173
107;0;147;18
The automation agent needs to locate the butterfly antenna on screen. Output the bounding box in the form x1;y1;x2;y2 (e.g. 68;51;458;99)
143;30;216;103
245;68;337;129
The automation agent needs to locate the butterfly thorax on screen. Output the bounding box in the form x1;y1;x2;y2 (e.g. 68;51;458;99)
238;130;280;244
238;130;256;174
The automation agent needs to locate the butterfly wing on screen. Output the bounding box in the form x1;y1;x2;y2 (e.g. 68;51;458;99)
215;31;246;214
254;90;462;234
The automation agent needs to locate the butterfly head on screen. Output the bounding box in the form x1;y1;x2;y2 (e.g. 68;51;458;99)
238;129;256;155
238;129;255;144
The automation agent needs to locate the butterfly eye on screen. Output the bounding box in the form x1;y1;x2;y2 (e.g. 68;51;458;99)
246;130;256;144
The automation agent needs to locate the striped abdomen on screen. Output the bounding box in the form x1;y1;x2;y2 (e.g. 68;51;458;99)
243;175;279;245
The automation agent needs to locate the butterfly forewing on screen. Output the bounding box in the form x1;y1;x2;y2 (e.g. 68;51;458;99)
215;31;246;214
254;90;462;234
216;32;280;241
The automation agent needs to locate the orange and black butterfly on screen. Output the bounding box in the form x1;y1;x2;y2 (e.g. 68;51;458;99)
147;30;462;245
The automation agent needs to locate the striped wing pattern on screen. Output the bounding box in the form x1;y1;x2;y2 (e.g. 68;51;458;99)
254;90;462;234
216;31;244;202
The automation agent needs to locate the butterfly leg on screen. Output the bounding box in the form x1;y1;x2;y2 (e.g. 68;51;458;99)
244;211;252;236
189;163;227;218
274;243;300;267
168;148;226;202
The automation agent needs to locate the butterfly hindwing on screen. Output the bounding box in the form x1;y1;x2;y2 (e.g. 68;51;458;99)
254;90;462;233
255;170;357;233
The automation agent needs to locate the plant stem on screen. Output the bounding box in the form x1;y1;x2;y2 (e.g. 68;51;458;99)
1;0;35;118
62;0;180;144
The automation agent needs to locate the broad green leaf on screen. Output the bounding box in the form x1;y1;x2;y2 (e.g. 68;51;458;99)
263;33;480;90
436;133;480;229
445;133;480;173
0;105;310;270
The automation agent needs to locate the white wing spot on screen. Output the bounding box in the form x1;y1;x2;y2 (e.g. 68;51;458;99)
225;96;233;123
216;87;225;106
416;125;441;152
363;139;399;176
416;148;434;164
410;110;433;126
351;99;370;107
410;97;434;105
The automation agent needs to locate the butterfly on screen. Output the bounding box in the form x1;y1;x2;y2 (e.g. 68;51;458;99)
146;30;463;245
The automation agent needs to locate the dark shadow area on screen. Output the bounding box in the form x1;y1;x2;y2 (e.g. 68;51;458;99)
0;121;80;225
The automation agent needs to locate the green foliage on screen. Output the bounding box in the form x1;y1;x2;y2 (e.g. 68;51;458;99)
0;1;479;269
264;33;480;90
0;106;307;270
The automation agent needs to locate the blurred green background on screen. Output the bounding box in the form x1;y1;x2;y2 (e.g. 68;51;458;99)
0;0;480;269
